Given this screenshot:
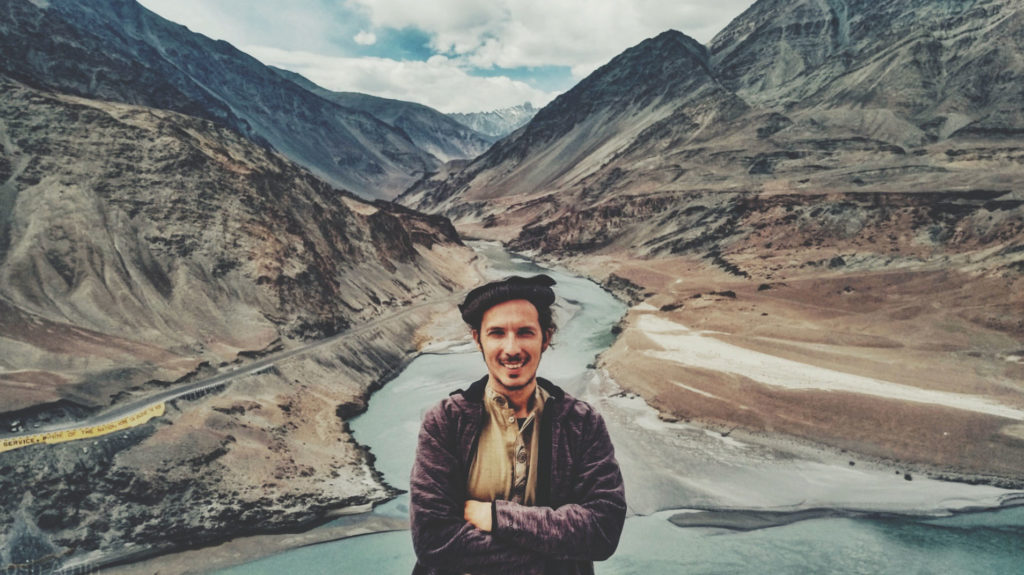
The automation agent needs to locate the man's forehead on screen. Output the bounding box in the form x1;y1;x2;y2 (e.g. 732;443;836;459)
479;299;540;327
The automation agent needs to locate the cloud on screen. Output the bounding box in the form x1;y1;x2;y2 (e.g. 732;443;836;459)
139;0;362;54
246;46;558;113
346;0;756;73
353;30;377;45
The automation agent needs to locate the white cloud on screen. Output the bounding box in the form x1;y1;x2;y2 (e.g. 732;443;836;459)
138;0;247;43
346;0;506;39
353;30;377;45
139;0;356;54
346;0;756;72
246;46;558;113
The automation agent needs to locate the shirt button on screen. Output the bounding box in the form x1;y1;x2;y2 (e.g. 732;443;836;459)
508;416;515;424
517;451;528;463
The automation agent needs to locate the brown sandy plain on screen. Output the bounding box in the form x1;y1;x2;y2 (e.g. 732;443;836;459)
567;251;1024;485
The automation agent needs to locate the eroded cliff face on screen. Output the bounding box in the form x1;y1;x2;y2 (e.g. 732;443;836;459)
510;188;1023;280
0;76;482;571
711;0;1024;134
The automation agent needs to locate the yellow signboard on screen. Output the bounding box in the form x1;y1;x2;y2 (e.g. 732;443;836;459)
0;402;165;454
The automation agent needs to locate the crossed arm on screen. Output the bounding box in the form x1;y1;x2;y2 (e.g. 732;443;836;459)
409;404;626;572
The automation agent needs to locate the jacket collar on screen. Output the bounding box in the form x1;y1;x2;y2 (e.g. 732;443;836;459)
454;375;565;402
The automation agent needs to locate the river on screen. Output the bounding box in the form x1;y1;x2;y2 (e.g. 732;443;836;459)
216;242;1024;574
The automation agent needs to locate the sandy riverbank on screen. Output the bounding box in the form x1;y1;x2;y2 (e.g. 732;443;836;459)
562;252;1024;486
568;367;1024;520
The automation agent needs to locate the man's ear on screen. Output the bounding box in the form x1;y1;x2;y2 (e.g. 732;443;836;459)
541;329;554;352
471;330;481;350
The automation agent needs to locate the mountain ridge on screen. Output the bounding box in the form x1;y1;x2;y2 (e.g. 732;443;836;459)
0;75;467;404
710;0;1024;135
0;0;450;199
399;28;742;216
271;67;496;163
400;0;1023;265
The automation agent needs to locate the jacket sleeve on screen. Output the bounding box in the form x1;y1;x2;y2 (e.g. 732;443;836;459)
491;408;626;561
410;402;547;572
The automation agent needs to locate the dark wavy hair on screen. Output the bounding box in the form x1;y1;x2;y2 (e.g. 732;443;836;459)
459;274;557;341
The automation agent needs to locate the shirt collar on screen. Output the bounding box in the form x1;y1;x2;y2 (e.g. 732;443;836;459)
485;382;548;427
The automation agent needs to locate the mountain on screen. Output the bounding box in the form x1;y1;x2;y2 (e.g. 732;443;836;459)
273;67;496;162
711;0;1024;132
0;73;479;568
448;102;539;139
398;30;749;232
402;31;742;212
400;0;1024;269
0;74;467;412
0;1;492;567
0;0;441;199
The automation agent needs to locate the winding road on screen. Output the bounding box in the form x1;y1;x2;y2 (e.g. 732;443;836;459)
1;293;460;453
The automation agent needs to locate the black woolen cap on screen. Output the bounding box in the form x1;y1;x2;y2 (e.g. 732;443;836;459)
459;274;556;328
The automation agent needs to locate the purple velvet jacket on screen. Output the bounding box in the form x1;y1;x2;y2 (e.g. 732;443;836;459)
410;376;627;575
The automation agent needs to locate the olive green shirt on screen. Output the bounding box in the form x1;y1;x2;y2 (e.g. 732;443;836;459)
467;383;548;505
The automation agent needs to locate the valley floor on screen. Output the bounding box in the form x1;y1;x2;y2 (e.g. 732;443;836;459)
97;249;1024;574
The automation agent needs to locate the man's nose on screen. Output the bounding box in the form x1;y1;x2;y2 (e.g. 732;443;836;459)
502;333;522;355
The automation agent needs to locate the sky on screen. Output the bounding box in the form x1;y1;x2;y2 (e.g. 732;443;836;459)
137;0;756;114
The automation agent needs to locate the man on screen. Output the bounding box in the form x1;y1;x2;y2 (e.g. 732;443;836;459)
410;274;627;575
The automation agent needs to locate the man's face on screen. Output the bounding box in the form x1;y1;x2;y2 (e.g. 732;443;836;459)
473;299;550;393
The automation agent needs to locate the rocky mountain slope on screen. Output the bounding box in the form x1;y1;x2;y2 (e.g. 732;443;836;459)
448;102;538;139
401;0;1023;271
0;75;468;414
273;67;496;163
0;74;481;570
0;0;445;199
712;0;1024;136
0;1;493;569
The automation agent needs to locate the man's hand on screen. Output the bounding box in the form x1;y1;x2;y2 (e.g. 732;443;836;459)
464;500;492;532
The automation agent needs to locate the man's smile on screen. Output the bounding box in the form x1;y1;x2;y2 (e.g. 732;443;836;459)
499;356;528;371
